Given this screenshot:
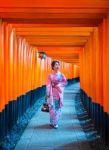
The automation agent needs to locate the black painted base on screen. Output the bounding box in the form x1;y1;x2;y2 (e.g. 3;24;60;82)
0;86;46;145
67;77;80;85
80;89;109;147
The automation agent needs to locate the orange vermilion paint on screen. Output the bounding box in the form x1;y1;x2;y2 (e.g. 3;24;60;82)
0;22;79;112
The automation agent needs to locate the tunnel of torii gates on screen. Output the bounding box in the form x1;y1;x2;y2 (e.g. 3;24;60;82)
0;0;109;147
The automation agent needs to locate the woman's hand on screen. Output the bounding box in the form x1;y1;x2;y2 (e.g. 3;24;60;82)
54;84;62;93
54;84;59;88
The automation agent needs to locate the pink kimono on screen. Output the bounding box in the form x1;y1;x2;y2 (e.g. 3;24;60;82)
46;71;67;126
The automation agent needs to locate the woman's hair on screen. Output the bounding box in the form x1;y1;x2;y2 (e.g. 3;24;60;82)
51;60;60;70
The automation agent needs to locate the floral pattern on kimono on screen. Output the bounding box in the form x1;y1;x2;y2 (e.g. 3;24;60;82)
46;71;67;126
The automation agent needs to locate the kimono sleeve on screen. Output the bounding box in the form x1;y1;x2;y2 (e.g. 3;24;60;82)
59;73;68;87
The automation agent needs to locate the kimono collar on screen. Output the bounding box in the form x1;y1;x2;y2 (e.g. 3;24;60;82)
52;71;61;75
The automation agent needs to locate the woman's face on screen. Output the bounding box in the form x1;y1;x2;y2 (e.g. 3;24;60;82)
53;62;60;72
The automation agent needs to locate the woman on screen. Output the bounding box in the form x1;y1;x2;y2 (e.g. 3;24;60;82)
46;61;67;129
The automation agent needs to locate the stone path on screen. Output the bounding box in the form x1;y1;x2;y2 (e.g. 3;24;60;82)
14;83;93;150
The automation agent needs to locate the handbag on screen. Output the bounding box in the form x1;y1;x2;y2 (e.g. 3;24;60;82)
41;95;49;112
